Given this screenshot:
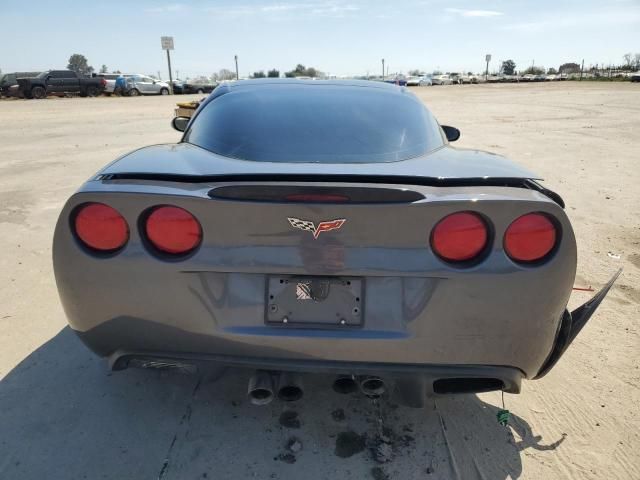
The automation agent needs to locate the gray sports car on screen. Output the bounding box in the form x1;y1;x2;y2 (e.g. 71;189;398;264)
53;79;619;407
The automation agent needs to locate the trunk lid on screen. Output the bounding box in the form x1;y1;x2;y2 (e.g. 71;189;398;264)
99;143;541;181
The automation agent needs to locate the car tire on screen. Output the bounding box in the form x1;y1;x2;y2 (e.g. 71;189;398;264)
86;86;99;97
31;86;46;99
128;88;140;97
160;88;169;95
197;88;204;94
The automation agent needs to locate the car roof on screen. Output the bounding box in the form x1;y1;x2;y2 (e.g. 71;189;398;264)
220;78;402;90
201;79;412;109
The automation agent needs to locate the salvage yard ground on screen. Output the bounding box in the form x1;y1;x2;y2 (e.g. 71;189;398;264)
0;82;638;479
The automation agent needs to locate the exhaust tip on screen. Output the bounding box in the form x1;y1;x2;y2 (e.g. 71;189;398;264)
360;376;386;397
333;375;359;394
248;370;275;406
278;385;304;402
277;372;304;402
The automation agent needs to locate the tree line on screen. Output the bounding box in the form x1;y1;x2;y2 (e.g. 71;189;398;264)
499;54;640;76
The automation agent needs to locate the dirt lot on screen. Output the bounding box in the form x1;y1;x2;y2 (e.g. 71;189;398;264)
0;83;638;479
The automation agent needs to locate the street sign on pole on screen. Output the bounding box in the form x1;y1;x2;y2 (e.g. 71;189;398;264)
161;36;175;94
161;36;174;50
485;54;491;63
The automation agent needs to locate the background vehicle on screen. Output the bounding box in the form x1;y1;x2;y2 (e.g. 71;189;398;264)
630;72;640;82
171;80;186;94
458;74;479;84
127;75;170;96
17;70;105;99
0;72;40;97
383;75;407;86
182;82;217;94
432;74;453;85
172;80;217;94
96;73;131;95
406;75;432;86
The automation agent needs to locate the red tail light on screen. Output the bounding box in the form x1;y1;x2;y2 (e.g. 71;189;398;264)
504;213;557;263
145;206;202;255
431;212;488;262
74;203;129;252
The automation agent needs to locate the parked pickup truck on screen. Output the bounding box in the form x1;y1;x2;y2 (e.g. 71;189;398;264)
17;70;106;99
0;72;41;97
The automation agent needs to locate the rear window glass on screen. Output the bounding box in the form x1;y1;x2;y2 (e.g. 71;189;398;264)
184;85;444;163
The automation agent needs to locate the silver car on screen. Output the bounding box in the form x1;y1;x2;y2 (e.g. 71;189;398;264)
53;80;618;407
406;75;432;86
127;75;170;96
432;74;454;85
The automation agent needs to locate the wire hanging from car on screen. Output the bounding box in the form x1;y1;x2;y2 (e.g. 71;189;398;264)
497;390;511;427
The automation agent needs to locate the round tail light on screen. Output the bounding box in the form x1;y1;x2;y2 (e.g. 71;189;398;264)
431;212;488;263
504;213;557;263
74;202;129;252
145;206;202;255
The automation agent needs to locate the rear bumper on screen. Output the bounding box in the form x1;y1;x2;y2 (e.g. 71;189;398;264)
107;349;523;396
535;269;621;378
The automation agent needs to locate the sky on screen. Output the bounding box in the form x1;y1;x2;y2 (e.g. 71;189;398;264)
1;0;639;78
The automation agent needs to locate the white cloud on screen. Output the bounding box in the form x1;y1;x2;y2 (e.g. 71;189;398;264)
205;1;359;18
145;3;186;13
445;8;504;17
503;9;640;32
311;3;359;16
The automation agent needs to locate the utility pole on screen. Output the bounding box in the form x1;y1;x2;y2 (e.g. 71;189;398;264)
381;58;385;80
485;54;491;80
580;59;584;81
234;55;239;80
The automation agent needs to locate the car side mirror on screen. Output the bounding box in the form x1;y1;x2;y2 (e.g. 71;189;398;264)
172;116;190;132
441;125;460;142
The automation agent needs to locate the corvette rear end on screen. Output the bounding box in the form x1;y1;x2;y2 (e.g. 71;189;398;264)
53;80;618;406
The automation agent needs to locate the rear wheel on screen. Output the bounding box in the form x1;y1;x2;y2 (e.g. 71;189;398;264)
160;88;169;95
31;86;46;99
86;86;99;97
197;88;204;94
128;88;140;97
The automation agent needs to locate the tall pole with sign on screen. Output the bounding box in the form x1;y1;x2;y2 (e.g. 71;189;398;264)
485;54;491;80
161;36;174;94
381;58;385;80
234;55;239;80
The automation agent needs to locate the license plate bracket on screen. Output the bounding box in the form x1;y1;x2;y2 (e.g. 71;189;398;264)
266;276;363;327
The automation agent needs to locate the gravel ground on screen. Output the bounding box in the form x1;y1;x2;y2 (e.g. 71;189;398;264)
0;82;638;480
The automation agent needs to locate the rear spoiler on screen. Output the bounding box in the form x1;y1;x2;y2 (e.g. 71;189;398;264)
535;269;622;378
97;173;565;207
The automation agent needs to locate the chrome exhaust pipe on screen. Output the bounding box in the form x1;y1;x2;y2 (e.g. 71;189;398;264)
248;370;275;406
332;375;359;394
359;376;386;397
277;372;304;402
